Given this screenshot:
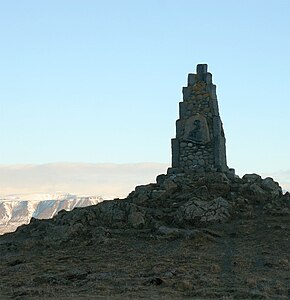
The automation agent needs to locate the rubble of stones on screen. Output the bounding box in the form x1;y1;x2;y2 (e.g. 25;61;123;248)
11;171;290;244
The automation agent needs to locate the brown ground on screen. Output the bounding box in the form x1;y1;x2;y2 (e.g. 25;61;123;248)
0;213;289;299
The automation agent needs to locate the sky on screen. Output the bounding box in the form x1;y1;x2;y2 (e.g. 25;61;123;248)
0;1;289;194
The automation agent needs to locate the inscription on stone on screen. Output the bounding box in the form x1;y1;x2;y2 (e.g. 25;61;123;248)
184;115;210;144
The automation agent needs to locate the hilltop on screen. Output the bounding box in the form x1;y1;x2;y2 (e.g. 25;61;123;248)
1;64;289;299
0;171;289;299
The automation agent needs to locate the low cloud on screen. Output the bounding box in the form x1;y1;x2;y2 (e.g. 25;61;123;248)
0;162;168;198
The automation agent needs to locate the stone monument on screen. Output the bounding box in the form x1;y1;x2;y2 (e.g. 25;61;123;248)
170;64;229;173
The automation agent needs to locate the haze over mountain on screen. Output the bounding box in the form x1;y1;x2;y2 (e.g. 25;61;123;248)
0;162;168;198
0;163;168;234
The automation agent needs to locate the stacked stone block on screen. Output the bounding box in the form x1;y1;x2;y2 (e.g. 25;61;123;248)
170;64;229;173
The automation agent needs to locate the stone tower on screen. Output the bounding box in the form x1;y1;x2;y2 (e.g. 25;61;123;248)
170;64;229;173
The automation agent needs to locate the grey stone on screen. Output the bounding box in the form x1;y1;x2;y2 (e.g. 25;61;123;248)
176;119;183;137
242;174;262;183
187;73;196;86
196;64;207;81
163;178;178;191
182;87;190;100
205;73;212;84
249;183;267;197
239;183;268;204
198;159;205;166
156;174;166;185
151;190;166;199
166;167;182;175
212;99;219;116
197;64;207;73
175;197;230;225
261;177;282;195
179;102;187;118
211;85;217;99
128;208;145;229
186;159;193;166
132;184;155;205
213;116;221;138
157;226;181;236
195;185;209;198
171;138;179;168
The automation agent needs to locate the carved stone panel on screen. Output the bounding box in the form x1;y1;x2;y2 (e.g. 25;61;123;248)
183;114;210;144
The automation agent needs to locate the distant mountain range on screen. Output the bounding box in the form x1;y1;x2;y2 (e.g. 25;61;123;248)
0;193;108;235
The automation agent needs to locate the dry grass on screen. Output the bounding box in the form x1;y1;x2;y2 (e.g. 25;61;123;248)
0;215;290;299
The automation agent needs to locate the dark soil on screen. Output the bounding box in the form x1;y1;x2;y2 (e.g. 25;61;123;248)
1;213;289;299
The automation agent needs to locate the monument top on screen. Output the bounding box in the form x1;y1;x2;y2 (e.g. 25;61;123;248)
196;63;207;73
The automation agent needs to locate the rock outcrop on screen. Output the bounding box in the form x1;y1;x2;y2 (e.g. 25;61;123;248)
5;171;288;243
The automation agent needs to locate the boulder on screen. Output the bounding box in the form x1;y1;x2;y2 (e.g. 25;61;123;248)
130;184;156;205
175;197;230;225
162;178;178;192
261;177;282;196
242;173;262;183
127;205;145;228
239;183;268;204
194;185;209;199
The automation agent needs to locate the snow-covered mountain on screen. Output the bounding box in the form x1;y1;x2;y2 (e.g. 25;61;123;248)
0;193;108;235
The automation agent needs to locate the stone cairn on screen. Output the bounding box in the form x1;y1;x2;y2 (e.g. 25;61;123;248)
169;64;232;174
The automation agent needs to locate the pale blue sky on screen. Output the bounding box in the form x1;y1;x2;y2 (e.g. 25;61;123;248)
0;0;290;177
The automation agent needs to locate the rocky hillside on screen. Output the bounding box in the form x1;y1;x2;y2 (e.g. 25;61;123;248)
0;171;290;299
0;194;105;235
